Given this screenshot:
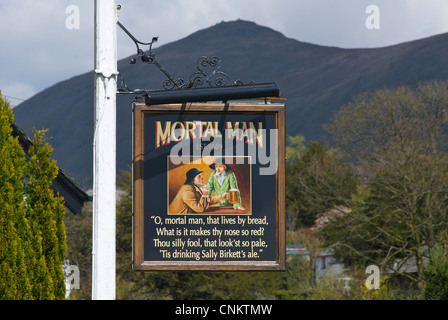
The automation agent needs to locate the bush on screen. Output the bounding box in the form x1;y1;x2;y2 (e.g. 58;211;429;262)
422;246;448;300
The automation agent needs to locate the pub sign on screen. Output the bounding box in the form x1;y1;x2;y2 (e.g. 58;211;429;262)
132;102;286;270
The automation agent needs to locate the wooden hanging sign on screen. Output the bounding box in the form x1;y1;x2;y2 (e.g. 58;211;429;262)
132;102;286;271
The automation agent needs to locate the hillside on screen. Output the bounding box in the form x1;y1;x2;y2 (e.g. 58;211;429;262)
12;20;448;189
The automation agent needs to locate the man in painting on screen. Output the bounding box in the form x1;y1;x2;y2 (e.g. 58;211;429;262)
207;158;245;210
169;168;228;214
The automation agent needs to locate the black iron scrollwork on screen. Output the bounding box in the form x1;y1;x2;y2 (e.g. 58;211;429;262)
191;57;229;87
164;55;255;90
117;21;255;93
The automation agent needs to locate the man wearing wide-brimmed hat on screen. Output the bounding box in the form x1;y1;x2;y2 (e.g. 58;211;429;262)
169;168;228;214
207;158;244;210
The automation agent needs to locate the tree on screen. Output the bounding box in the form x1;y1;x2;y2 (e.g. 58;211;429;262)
0;93;67;299
322;81;448;286
0;94;33;299
63;203;92;299
325;81;448;174
421;246;448;300
25;129;67;299
286;137;357;228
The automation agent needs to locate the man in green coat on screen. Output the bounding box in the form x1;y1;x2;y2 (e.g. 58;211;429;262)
207;158;245;210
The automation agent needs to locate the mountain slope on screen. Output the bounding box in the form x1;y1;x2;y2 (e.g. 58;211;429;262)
12;20;448;189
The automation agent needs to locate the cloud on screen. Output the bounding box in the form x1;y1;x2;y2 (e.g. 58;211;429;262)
402;0;448;39
0;82;36;106
0;0;94;100
116;0;448;49
1;0;448;102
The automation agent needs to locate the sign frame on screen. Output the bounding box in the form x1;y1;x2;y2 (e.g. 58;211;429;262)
132;102;286;271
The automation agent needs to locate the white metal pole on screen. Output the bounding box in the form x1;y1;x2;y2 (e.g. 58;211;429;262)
92;0;117;300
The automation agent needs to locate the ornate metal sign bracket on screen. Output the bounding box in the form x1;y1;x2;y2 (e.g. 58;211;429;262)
116;20;280;104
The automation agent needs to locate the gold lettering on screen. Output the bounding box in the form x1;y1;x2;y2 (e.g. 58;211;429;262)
170;121;185;142
226;122;240;140
214;122;222;137
250;122;264;148
184;121;196;139
155;121;171;148
202;122;215;139
240;122;249;142
199;122;208;139
155;121;263;147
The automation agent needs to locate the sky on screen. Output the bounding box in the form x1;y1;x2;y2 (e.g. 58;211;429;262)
1;0;448;106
